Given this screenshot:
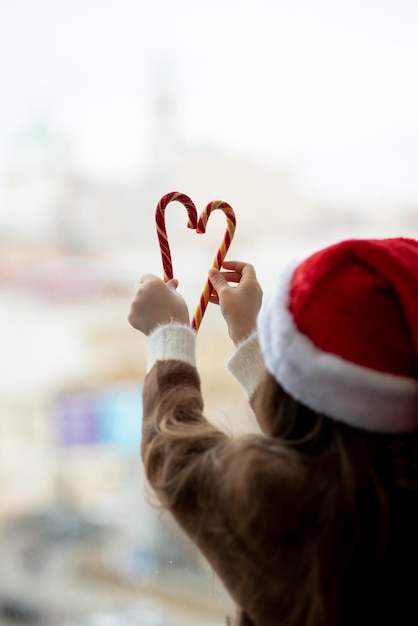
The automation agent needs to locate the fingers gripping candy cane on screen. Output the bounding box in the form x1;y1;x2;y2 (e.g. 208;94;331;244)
191;200;236;330
155;192;198;281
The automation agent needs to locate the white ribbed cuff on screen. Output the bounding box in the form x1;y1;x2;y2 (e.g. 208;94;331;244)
146;324;197;372
227;332;266;398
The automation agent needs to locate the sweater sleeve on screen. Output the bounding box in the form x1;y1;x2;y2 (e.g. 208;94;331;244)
226;332;266;398
140;329;310;625
146;323;197;371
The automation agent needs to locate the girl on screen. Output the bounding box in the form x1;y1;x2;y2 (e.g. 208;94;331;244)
128;238;418;626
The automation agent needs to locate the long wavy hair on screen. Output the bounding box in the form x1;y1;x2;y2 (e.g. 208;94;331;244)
252;371;418;626
143;364;418;626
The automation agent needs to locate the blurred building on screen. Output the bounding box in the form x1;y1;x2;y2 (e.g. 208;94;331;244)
0;81;312;251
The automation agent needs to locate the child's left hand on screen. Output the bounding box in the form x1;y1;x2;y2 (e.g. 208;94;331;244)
128;275;189;335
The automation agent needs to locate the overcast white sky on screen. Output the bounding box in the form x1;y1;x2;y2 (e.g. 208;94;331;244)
1;0;418;208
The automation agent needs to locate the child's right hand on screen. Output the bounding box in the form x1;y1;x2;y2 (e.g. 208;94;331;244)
128;275;189;335
208;261;263;346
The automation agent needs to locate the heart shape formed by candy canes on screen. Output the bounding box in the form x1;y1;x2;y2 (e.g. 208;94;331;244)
155;191;236;330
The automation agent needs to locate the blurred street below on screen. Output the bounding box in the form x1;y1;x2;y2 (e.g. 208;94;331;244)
0;511;231;625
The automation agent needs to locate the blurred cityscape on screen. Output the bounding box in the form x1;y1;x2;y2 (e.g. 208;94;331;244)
1;73;418;625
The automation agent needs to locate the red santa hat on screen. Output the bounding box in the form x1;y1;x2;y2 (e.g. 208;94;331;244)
257;237;418;432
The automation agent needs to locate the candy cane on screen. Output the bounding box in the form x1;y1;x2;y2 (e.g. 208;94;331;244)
191;200;236;330
155;192;197;281
155;193;236;331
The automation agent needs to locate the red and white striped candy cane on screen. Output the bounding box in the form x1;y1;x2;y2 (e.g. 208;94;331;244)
191;200;236;330
155;192;236;331
155;191;198;281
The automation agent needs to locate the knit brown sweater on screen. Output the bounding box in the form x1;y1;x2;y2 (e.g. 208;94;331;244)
140;326;320;626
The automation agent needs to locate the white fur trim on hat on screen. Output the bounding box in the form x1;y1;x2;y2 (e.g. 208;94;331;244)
258;257;418;433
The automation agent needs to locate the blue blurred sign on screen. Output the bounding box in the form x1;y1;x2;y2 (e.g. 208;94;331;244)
54;386;143;454
98;388;143;453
